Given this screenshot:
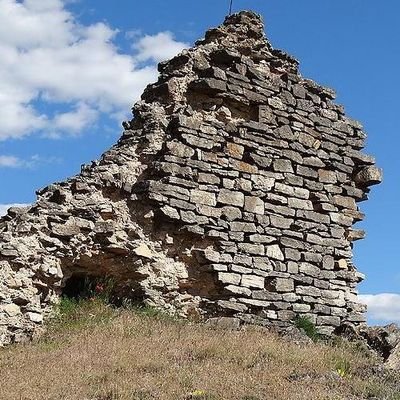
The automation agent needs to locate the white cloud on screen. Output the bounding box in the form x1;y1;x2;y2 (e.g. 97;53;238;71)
50;102;99;137
0;154;61;168
360;293;400;324
0;155;22;167
0;203;30;216
0;0;188;140
133;32;189;63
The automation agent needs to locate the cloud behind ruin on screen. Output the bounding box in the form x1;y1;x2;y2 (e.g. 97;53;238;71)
0;0;188;140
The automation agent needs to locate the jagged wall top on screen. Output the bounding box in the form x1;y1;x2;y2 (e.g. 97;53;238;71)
197;11;297;71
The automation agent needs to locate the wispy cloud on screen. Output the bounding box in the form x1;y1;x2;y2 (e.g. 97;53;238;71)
0;154;62;169
0;0;188;140
360;293;400;324
0;155;22;168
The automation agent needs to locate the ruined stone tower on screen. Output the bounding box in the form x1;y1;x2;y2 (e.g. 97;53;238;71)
0;11;382;345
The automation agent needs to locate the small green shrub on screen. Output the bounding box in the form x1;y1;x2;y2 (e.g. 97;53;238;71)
335;358;351;378
294;316;320;342
186;390;217;399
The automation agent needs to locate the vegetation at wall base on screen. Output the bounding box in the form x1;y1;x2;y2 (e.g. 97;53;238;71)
0;298;400;400
294;315;321;342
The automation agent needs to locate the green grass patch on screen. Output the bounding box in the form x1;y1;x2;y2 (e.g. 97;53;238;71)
48;296;115;335
294;316;320;342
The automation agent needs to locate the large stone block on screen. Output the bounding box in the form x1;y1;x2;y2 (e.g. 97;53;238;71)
241;275;265;289
190;190;217;206
218;272;241;285
354;166;383;187
244;196;265;215
265;244;284;261
273;159;293;173
217;189;245;207
273;278;295;292
230;221;257;232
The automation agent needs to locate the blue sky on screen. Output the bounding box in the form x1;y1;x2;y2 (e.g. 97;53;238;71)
0;0;399;324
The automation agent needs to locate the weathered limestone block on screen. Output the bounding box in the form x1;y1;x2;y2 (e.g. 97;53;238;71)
299;263;320;278
273;278;295;292
241;275;265;289
190;190;217;206
244;196;265;215
265;245;285;261
273;159;293;173
217;189;245;207
317;316;341;327
293;303;311;313
354;166;383;187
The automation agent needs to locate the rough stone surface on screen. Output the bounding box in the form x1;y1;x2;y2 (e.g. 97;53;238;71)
0;11;381;345
339;323;400;369
386;343;400;369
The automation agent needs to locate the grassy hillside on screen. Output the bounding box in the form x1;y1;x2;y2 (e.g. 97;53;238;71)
0;299;399;400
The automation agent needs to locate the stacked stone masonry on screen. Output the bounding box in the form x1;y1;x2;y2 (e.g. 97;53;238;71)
0;11;382;345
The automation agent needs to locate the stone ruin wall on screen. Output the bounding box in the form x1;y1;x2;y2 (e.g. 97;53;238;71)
0;11;382;345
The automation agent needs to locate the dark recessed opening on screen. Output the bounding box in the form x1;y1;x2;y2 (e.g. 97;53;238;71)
61;271;146;307
62;273;99;300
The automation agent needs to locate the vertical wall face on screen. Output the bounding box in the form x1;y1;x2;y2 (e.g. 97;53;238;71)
0;11;382;344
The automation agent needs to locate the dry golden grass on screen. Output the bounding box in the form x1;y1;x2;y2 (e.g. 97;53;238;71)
1;299;399;400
